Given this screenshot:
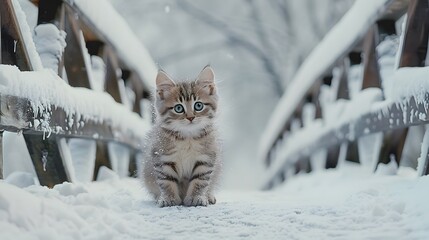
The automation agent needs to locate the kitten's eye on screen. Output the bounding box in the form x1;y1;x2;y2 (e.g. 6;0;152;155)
194;101;204;112
173;104;184;113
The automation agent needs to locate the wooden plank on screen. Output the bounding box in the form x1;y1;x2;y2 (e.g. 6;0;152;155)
312;81;322;119
325;145;340;169
63;5;91;87
399;0;429;67
0;5;2;64
0;0;32;70
361;25;382;89
104;47;122;103
0;94;143;149
93;141;111;180
23;134;69;188
346;140;360;164
378;129;408;166
128;149;138;177
0;133;2;179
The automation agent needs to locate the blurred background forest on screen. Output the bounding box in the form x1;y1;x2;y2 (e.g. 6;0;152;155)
109;0;355;188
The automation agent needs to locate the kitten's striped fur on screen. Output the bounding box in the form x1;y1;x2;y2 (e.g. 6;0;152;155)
143;66;221;207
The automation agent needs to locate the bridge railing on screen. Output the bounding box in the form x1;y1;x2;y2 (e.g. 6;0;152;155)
0;0;157;187
259;0;429;189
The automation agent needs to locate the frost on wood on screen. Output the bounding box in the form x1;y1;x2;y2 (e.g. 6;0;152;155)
0;65;150;142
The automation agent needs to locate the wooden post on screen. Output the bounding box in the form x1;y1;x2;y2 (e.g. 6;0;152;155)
63;5;91;88
375;1;429;169
104;47;123;103
93;141;112;180
24;134;70;188
0;132;3;179
361;25;382;89
399;0;429;67
0;0;32;70
0;4;2;64
128;149;138;177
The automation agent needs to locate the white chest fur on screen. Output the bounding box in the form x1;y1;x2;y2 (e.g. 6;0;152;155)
163;139;206;178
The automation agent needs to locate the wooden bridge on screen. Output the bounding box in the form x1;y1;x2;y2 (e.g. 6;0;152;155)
260;0;429;189
0;0;156;187
1;0;429;191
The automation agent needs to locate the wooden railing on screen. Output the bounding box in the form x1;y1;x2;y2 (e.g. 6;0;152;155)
260;0;429;189
0;0;157;187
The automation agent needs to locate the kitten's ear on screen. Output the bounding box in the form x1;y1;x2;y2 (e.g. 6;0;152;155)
156;70;175;99
196;65;216;95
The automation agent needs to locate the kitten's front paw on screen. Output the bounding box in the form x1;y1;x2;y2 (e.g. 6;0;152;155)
157;196;181;207
208;194;216;205
184;195;209;207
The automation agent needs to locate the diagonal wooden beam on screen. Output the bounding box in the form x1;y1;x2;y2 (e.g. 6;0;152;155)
62;4;91;87
1;0;33;70
361;25;382;89
399;0;429;67
103;46;123;103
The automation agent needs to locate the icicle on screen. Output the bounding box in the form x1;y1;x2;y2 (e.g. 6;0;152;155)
41;150;48;171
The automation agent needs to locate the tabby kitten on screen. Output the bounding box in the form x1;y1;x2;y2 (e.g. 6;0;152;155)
143;66;221;207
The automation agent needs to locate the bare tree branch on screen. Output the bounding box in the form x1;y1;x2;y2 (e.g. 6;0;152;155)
176;0;284;96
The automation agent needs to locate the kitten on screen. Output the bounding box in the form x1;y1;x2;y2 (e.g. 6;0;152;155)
143;65;221;207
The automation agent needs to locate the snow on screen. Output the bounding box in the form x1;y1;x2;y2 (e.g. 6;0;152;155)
2;132;37;180
376;159;398;176
1;164;428;239
417;127;429;176
4;0;429;238
33;24;67;72
264;87;384;183
358;133;383;170
259;0;391;165
0;65;150;142
66;0;158;90
107;142;131;178
10;0;43;71
68;139;96;182
384;66;429;103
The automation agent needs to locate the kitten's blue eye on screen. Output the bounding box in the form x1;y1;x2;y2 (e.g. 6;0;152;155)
194;101;204;111
173;104;184;113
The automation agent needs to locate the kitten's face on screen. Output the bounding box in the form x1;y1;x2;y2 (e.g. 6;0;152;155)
155;66;217;137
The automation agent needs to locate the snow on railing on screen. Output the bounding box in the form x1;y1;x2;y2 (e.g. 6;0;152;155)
0;0;156;187
65;0;157;90
260;0;429;189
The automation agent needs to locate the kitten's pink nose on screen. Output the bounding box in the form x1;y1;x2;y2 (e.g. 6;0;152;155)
187;117;195;122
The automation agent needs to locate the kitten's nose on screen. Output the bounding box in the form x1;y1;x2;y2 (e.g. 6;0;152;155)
187;117;195;122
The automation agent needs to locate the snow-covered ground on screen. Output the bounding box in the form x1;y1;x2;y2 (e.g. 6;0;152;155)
1;163;428;239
